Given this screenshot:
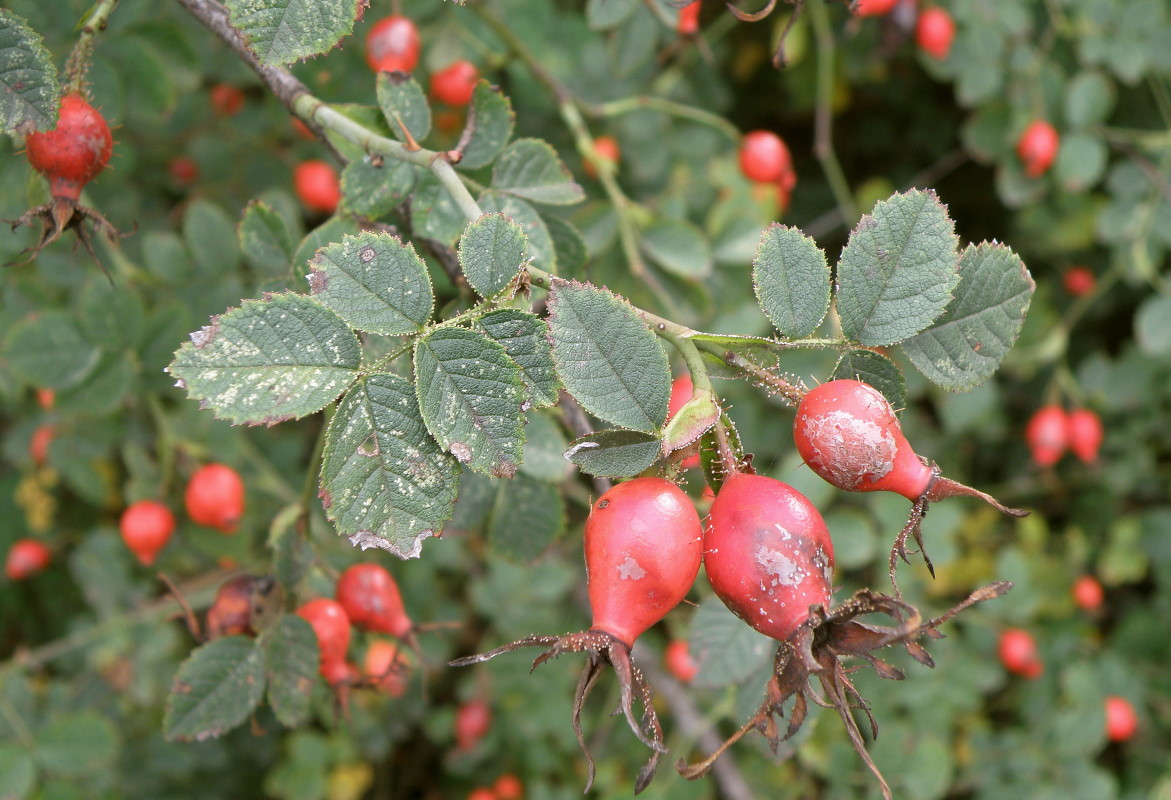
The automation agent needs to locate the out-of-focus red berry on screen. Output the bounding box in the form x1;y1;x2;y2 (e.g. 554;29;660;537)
365;15;421;74
677;1;701;34
35;388;55;409
6;539;52;580
854;0;899;17
119;500;176;566
998;628;1042;679
455;699;492;750
584;135;620;179
1066;408;1104;464
1104;695;1138;742
29;424;54;465
915;7;956;60
185;463;245;533
493;773;524;800
1025;405;1068;467
294;160;341;215
430;60;479;107
665;639;699;683
363;639;410;697
739;130;792;184
1063;266;1095;297
209;84;245;117
168;156;199;186
1072;575;1104;612
1017;120;1060;178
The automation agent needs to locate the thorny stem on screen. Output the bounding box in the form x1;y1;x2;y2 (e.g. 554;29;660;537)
64;0;121;94
809;0;859;227
713;348;807;405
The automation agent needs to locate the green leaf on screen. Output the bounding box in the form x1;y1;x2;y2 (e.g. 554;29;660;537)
458;81;515;171
307;231;434;335
293;217;362;276
689;332;783;379
183;199;240;276
491;139;585;206
261;615;319;728
547;280;670;432
544;214;588;274
640;218;712;280
458;213;529;298
164;636;267;742
35;711;119;777
410;179;467;247
752;223;831;338
320;373;459;558
832;349;907;411
414;327;527;478
901;243;1034;390
1135;293;1171;356
487;474;565;562
563;429;661;478
517;412;572;483
475;309;561;408
224;0;358;66
0;743;35;799
587;0;638;29
689;598;775;688
376;71;431;143
1064;71;1115;128
340;157;416;219
2;311;100;390
239;200;293;275
77;278;144;353
612;3;659;78
0;9;59;134
168;293;361;425
1055;133;1108;193
836;189;961;346
477;192;556;271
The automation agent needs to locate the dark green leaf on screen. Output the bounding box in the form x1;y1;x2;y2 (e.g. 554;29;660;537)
239;201;293;275
293;217;363;278
224;0;358;65
901;243;1034;390
690;598;775;688
458;213;529;298
183;199;241;276
414;327;527;478
320;373;459;558
308;231;434;335
587;0;637;29
544;214;588;274
475;309;561;408
832;349;907;411
491;139;585;206
612;3;659;77
0;9;59;133
410;180;467;247
458;81;515;171
752;223;831;338
563;429;661;478
547;280;670;432
376;71;431;143
0;743;35;799
487;474;565;562
77;277;144;352
168;293;361;425
35;711;119;777
641;218;712;280
261;615;319;728
477;192;556;271
3;311;100;390
836;189;961;346
164;636;267;742
340;157;416;219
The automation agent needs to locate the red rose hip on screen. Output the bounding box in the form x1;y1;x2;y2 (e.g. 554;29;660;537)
297;598;352;678
119;500;176;566
294;160;341;215
739;130;792;184
336;563;412;638
1025;405;1068;467
6;538;52;581
1104;695;1138;742
25;93;113;202
915;7;956;60
185;463;245;533
1017;120;1060;178
1066;408;1103;464
430;60;479;107
998;627;1042;678
365;15;421;73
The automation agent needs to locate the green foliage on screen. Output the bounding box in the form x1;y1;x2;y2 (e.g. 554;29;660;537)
0;9;59;133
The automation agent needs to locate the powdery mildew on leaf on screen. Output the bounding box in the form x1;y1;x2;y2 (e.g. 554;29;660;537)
0;10;60;134
320;373;460;559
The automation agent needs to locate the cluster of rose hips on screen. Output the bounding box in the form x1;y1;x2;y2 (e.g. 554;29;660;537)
1025;404;1104;467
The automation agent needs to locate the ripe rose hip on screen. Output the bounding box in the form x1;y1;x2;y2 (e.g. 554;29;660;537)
185;463;245;533
1025;405;1068;467
665;375;701;469
584;135;620;179
168;156;199;186
739;130;792;184
455;699;492;750
854;0;899;16
336;563;412;638
294;160;341;215
677;0;701;34
467;789;495;800
664;639;699;683
209;83;245;117
493;774;524;800
365;15;421;74
1066;408;1103;464
1072;575;1104;612
430;60;479;107
363;639;410;696
998;627;1042;678
35;388;55;409
29;424;54;465
1063;265;1095;297
1104;695;1138;742
915;7;955;60
6;538;52;581
25;93;113;202
119;500;176;566
1017;120;1060;178
297;597;352;679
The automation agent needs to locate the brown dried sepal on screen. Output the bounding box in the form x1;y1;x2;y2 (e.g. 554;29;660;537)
450;629;665;794
677;582;1013;800
6;196;128;279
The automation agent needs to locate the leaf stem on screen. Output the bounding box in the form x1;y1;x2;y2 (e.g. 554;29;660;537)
65;0;121;94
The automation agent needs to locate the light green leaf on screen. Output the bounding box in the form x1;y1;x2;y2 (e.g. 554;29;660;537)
587;0;637;29
690;598;775;688
77;278;144;353
0;743;35;799
752;223;831;338
410;179;467;247
547;280;670;432
0;9;59;133
487;474;565;562
563;429;661;478
164;636;266;742
261;614;319;728
320;373;459;558
688;332;783;379
35;711;119;777
184;199;240;276
475;309;561;408
491;139;585;206
641;218;712;279
224;0;358;66
239;200;293;275
836;189;961;346
2;311;100;391
832;349;907;411
458;81;515;171
458;213;529;298
477;192;556;271
307;231;433;335
376;71;431;143
1055;133;1107;192
901;243;1034;390
168;293;361;425
1135;293;1171;356
1064;71;1115;128
414;328;527;478
517;412;572;483
340;157;416;219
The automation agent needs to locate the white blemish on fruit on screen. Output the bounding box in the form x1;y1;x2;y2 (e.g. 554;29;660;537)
618;556;647;580
755;543;807;587
801;409;896;489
